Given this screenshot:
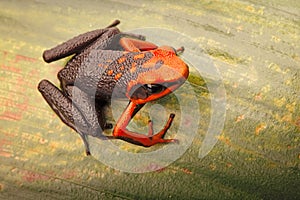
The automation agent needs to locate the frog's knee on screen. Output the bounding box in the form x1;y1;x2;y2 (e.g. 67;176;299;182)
38;79;53;93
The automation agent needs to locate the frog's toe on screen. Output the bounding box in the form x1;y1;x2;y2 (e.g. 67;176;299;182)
157;138;179;144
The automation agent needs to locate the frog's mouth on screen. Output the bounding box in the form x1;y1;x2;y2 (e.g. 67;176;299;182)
129;78;185;104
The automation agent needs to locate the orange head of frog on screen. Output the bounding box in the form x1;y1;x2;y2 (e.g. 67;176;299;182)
126;46;189;105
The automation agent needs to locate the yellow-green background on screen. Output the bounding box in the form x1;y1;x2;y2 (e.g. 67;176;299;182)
0;0;299;199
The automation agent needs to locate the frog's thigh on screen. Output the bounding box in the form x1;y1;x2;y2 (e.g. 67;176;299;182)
43;28;114;63
38;80;88;131
38;80;96;155
66;85;104;135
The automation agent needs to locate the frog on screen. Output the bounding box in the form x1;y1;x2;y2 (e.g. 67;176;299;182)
38;20;189;155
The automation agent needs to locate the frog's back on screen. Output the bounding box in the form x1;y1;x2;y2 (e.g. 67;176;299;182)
66;49;154;100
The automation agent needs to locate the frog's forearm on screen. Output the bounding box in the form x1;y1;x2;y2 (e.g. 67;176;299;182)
113;101;176;147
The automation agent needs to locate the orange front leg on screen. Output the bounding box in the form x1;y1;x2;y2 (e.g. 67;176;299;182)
112;101;177;147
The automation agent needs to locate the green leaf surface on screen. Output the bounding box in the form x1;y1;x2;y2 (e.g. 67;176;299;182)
0;0;299;199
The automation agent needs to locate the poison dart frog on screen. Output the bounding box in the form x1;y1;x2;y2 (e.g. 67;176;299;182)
38;20;189;155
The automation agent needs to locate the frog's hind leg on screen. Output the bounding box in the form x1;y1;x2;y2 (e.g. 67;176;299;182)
94;101;113;130
38;79;98;155
106;19;121;28
61;83;110;133
43;20;121;63
121;32;146;41
119;37;158;52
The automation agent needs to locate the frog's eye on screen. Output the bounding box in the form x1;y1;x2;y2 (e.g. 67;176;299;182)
145;84;165;94
129;84;166;100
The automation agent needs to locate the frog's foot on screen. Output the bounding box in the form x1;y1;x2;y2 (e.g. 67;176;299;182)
113;113;177;147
